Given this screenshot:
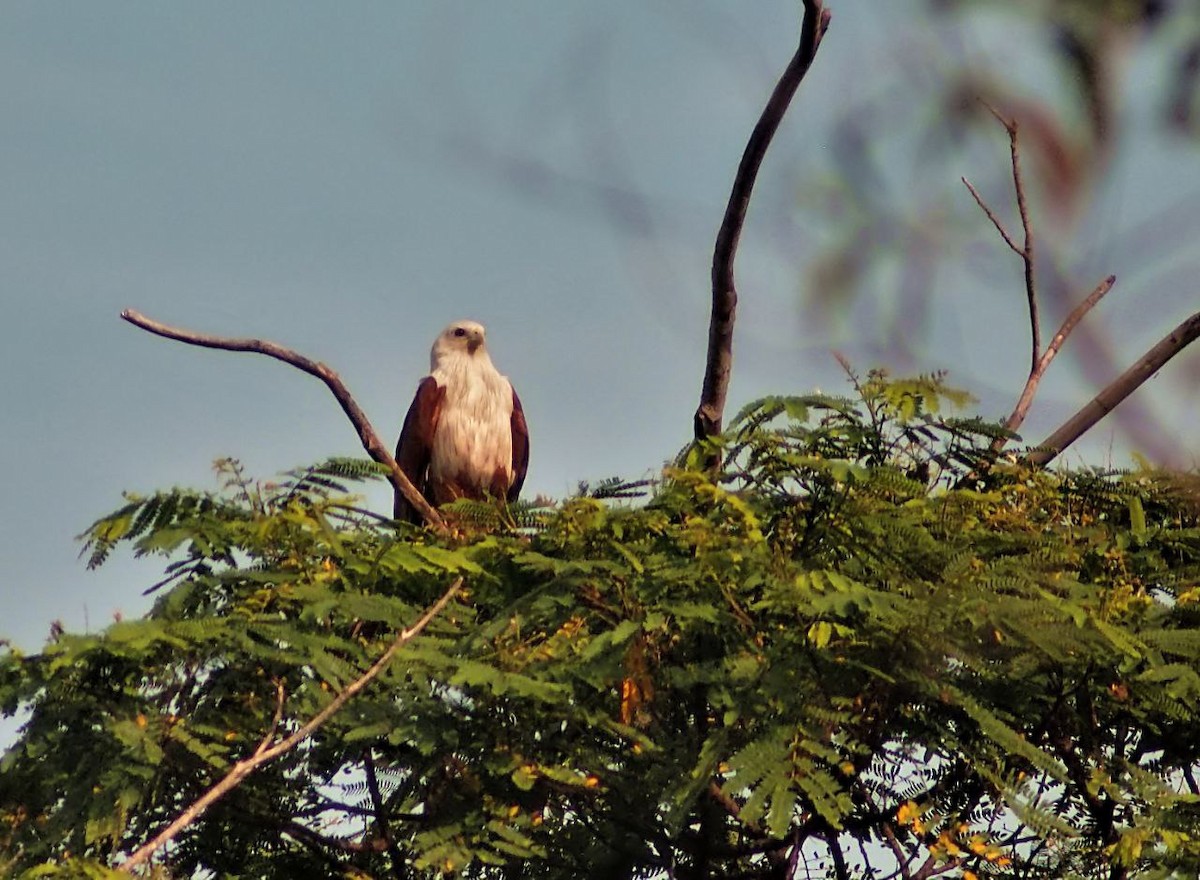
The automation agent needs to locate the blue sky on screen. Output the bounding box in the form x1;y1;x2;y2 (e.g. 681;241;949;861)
3;2;1199;651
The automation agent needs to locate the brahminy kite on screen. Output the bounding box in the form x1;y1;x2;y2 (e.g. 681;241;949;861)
393;320;529;522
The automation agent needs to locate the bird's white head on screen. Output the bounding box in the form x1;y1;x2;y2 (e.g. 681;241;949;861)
430;319;489;370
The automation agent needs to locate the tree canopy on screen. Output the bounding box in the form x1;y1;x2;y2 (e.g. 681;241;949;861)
4;374;1200;878
7;2;1200;878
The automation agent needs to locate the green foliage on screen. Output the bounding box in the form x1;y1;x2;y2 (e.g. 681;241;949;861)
4;374;1200;878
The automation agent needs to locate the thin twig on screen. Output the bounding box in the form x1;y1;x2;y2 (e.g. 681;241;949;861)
255;680;287;758
1000;274;1116;444
694;0;831;443
364;749;408;877
119;578;462;871
120;308;444;530
1027;310;1200;467
1004;116;1040;371
963;108;1039;376
880;821;913;880
1041;274;1116;369
964;112;1121;456
960;178;1021;256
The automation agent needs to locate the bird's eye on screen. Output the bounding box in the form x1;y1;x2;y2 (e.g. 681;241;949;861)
453;328;467;337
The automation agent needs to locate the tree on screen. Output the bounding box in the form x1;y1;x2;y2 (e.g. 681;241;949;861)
4;2;1200;878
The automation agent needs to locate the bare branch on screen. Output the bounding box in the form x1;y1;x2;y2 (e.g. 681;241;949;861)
1000;274;1116;443
364;748;408;876
1005;118;1039;371
880;821;913;880
254;679;287;758
694;0;832;442
1026;311;1200;467
965;111;1121;456
964;110;1039;376
961;177;1021;256
1041;275;1116;369
120;308;444;530
120;578;463;871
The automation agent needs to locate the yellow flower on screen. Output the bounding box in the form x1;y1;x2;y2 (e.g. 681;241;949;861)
897;800;925;833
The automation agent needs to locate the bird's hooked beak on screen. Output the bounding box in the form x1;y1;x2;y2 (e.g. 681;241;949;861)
466;328;484;354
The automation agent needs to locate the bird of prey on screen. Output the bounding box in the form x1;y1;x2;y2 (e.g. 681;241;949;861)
393;320;529;522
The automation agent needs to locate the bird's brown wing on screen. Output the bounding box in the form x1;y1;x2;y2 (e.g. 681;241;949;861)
393;376;444;522
508;387;529;502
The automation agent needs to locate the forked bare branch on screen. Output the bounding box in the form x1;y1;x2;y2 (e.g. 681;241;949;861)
963;107;1039;374
1027;311;1200;467
962;115;1118;455
120;308;444;529
1002;274;1115;443
694;0;832;443
119;577;463;871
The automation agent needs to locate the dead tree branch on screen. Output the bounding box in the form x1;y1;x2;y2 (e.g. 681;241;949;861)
120;308;444;529
119;577;462;871
962;116;1116;454
694;0;832;443
961;178;1022;257
962;108;1039;371
1002;274;1116;443
1005;116;1039;371
1027;311;1200;467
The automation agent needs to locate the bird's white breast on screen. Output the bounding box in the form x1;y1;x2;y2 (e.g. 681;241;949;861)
428;357;514;492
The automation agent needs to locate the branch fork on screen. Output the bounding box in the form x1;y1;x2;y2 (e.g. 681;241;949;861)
120;308;444;529
963;113;1200;466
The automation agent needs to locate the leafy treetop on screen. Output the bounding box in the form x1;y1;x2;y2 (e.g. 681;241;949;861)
3;372;1200;879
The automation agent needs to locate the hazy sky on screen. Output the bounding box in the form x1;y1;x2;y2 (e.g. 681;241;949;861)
3;3;1199;652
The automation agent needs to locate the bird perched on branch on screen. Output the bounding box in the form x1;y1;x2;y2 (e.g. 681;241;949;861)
394;320;529;522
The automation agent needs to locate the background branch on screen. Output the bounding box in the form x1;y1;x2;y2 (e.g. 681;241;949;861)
694;0;831;443
119;577;462;871
1027;311;1200;467
120;308;444;529
999;274;1115;446
1002;113;1040;373
962;117;1121;456
963;108;1040;373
